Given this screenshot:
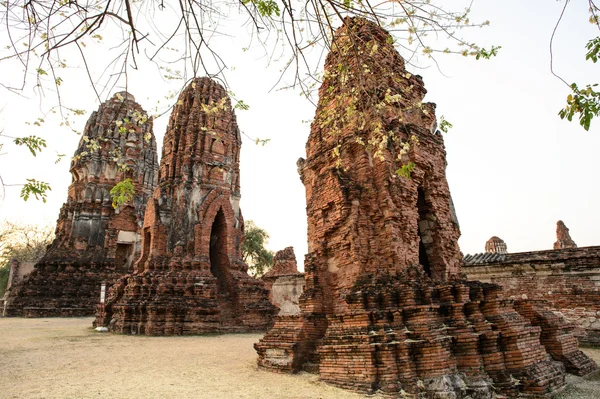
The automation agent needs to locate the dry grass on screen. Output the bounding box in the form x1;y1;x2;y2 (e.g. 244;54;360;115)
1;317;599;399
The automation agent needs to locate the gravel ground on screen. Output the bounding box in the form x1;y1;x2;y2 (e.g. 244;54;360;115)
0;317;599;399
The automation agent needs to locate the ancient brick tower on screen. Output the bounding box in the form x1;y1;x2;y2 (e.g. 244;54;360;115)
5;92;158;317
256;18;596;398
95;77;275;334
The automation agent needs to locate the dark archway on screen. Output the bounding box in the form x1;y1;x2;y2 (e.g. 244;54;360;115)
417;188;432;277
209;208;233;296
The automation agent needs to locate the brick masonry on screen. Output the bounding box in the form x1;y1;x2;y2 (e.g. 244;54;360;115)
4;92;158;317
255;17;597;398
94;78;275;334
262;247;305;316
464;244;600;346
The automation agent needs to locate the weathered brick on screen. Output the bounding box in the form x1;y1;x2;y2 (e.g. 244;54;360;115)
4;92;158;317
95;78;276;334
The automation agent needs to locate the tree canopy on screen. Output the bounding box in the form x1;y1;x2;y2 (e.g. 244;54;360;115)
0;0;597;202
242;220;274;277
0;222;54;296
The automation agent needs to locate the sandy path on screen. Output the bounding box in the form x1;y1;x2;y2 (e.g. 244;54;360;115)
0;318;375;399
1;318;599;399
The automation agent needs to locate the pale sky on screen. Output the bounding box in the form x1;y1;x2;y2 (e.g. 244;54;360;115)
0;0;598;269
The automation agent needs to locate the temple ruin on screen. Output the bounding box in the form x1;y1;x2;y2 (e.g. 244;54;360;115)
485;236;507;254
94;77;275;335
262;247;305;315
554;220;577;249
256;18;596;397
4;92;158;317
464;224;600;346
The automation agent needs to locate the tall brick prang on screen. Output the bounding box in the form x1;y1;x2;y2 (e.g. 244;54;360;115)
554;220;577;249
256;17;596;398
95;78;275;334
5;92;158;317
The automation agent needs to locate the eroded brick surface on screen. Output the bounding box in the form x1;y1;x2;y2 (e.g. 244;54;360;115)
464;245;600;347
95;78;275;334
255;18;595;397
5;93;158;317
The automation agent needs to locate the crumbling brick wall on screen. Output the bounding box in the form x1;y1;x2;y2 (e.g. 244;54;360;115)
464;246;600;345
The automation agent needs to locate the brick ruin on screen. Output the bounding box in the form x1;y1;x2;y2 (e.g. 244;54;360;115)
464;225;600;346
554;220;577;250
94;77;275;335
262;247;305;315
4;93;158;317
255;18;596;398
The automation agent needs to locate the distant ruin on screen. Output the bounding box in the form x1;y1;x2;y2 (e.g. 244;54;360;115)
256;18;596;398
485;236;507;254
262;247;305;315
464;222;600;346
94;78;275;334
4;92;158;317
554;220;577;249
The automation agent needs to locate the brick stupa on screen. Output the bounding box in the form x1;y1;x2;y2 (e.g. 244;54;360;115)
5;92;158;317
485;236;507;254
94;78;276;334
255;18;596;398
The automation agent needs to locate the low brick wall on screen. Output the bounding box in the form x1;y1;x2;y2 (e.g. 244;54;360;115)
463;246;600;345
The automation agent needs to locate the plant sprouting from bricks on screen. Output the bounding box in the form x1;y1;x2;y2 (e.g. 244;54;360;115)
110;178;135;210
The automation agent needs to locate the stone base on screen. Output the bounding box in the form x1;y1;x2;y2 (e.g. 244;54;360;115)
4;262;126;318
257;274;597;398
96;268;275;335
514;300;598;376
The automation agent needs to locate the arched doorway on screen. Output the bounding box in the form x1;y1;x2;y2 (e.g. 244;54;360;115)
209;208;238;322
417;188;433;278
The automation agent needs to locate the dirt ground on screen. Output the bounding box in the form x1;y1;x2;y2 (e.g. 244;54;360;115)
0;318;599;399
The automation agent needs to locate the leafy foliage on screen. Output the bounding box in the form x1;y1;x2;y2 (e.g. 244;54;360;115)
13;135;47;156
20;179;51;202
552;1;599;130
0;222;54;297
586;37;600;63
439;116;453;133
109;178;135;210
474;46;502;60
396;162;416;179
559;83;600;131
242;220;274;277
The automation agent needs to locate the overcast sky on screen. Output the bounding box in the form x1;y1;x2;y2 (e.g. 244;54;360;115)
0;0;598;269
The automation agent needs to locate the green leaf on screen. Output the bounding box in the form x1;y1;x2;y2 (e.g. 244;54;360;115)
475;45;501;60
559;83;600;131
109;178;135;209
439;116;453;133
13;135;47;156
395;162;416;179
20;179;51;202
585;37;600;63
